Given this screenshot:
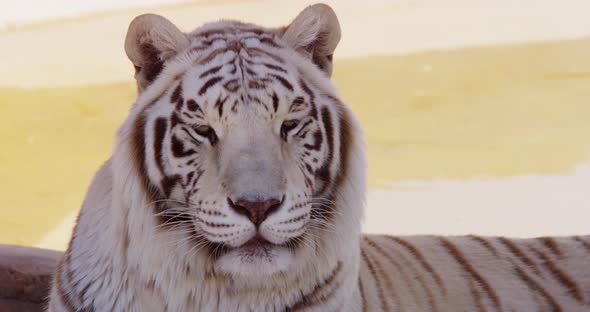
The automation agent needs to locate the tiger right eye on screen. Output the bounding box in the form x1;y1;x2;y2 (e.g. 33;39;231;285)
193;125;218;145
193;125;212;136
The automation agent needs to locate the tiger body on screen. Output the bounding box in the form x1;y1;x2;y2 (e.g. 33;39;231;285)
47;4;590;312
359;235;590;311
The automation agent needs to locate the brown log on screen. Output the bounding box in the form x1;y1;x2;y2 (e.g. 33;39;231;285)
0;245;62;312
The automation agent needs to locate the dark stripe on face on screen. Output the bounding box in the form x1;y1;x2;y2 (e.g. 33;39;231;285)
214;95;228;117
198;47;229;65
199;76;224;95
289;96;305;112
303;176;312;188
171;134;196;157
247;95;263;105
248;80;265;89
245;66;257;77
153;118;168;175
190;45;210;53
239;27;265;35
333;107;351;192
171;83;183;110
186;171;194;185
224;79;240;92
247;47;284;63
298;78;312;95
229;63;238;75
170;112;182;129
199;65;223;78
161;174;181;197
440;238;502;310
226;40;240;52
186;99;203;114
263;62;287;73
305;163;314;174
299;79;318;120
259;36;280;48
179;127;202;147
200;38;225;48
314;107;334;196
384;236;447;295
303;130;323;151
194;28;230;38
269;74;293;91
295;120;313;138
231;99;239;112
132;113;150;194
191;169;204;192
272;92;279;112
133;109;179;225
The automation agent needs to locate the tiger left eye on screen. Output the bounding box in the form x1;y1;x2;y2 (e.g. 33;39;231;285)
280;120;300;139
281;120;299;134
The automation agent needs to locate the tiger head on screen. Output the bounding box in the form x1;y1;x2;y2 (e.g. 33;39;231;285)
116;4;365;278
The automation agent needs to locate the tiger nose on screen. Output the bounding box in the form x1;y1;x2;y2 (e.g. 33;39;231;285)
227;196;284;226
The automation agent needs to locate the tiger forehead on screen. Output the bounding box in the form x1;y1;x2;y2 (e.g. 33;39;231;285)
188;22;283;55
167;23;314;120
170;79;313;123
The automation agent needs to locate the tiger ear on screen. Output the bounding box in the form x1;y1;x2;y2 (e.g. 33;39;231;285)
281;4;341;77
124;14;189;91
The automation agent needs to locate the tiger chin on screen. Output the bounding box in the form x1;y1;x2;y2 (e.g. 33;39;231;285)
47;4;590;312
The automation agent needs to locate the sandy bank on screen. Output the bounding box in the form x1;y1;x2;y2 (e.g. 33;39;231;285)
365;165;590;237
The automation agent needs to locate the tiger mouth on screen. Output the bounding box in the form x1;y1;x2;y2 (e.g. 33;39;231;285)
207;235;300;260
236;236;275;258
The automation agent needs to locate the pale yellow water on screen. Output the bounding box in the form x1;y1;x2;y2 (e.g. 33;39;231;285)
335;40;590;184
2;37;590;247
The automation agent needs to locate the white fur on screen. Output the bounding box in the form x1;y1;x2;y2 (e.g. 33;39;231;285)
48;11;365;311
48;7;590;312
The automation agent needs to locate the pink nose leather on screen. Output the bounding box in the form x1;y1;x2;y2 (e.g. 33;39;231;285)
228;197;283;226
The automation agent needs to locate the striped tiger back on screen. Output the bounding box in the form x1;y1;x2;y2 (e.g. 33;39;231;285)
358;235;590;311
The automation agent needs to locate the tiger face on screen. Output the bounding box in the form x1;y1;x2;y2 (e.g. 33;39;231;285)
122;5;364;277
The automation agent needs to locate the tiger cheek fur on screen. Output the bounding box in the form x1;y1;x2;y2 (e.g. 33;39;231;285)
47;4;590;312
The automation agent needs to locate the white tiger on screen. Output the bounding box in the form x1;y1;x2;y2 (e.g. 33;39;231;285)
48;4;590;311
